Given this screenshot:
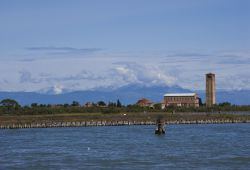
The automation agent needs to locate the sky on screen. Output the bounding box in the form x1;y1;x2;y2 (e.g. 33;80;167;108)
0;0;249;94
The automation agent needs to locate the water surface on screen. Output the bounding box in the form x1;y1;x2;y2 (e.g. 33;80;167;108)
0;124;250;169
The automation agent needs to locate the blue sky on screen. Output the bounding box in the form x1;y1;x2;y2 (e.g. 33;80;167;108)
0;0;249;93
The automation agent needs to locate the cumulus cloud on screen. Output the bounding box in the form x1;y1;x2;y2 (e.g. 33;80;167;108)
55;70;105;81
155;51;250;90
218;74;250;90
53;84;64;94
112;62;176;86
1;50;250;92
19;70;104;85
15;61;177;93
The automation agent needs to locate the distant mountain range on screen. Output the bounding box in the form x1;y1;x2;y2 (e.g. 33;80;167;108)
0;84;249;105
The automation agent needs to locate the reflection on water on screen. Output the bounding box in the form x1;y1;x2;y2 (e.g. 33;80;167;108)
0;124;250;169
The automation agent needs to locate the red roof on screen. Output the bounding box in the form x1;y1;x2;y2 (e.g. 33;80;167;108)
136;98;153;105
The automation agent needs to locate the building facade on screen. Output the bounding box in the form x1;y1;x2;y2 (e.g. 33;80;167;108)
163;93;199;108
206;73;216;107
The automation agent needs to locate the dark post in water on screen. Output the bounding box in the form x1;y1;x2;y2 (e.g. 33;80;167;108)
155;116;166;134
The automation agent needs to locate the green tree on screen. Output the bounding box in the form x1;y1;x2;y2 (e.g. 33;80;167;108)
219;102;231;107
64;103;69;107
31;103;38;107
153;103;162;110
71;101;80;106
97;101;106;106
0;99;20;111
117;99;122;107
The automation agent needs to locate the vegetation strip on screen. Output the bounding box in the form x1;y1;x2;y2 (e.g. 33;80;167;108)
1;98;250;129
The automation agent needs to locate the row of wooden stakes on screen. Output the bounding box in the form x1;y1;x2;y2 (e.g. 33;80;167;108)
0;119;249;129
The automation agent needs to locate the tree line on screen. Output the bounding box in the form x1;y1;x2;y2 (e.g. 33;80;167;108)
0;98;250;115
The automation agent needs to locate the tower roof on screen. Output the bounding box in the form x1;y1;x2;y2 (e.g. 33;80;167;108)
206;72;215;75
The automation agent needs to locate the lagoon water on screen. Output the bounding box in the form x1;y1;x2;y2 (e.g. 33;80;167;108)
0;124;250;169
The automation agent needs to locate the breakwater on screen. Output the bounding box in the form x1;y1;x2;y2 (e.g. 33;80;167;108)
1;119;250;129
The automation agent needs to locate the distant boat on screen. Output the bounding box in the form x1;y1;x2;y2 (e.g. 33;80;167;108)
155;117;165;134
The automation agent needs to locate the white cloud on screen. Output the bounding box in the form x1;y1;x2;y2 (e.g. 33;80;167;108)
112;63;176;86
53;84;63;94
0;50;249;92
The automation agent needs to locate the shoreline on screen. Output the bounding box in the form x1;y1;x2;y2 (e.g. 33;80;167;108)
1;112;250;129
1;119;250;129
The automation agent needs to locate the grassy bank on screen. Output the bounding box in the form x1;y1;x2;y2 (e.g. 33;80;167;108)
0;112;250;128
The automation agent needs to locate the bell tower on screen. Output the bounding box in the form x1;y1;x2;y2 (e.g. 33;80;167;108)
206;73;216;107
